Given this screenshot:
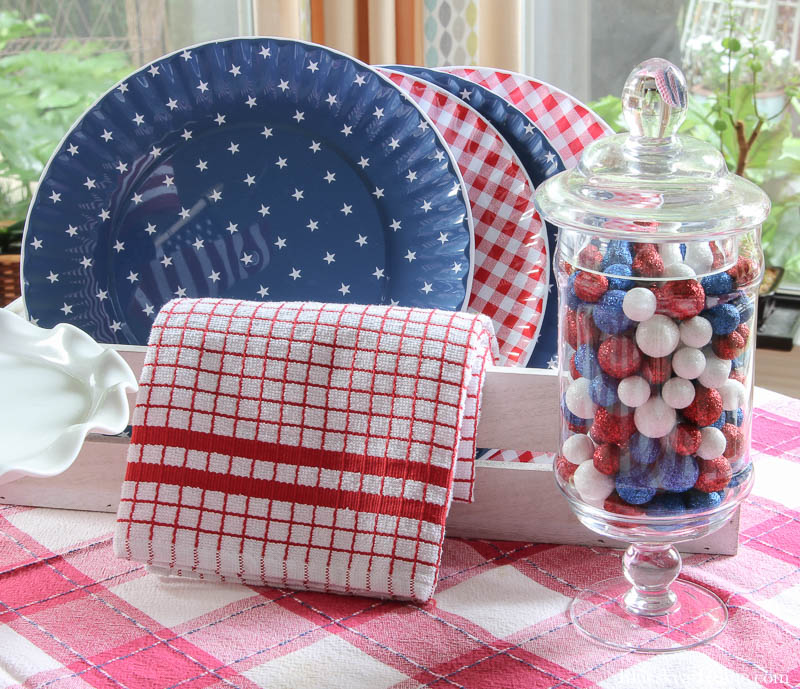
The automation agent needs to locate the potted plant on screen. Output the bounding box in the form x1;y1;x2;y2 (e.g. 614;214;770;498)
591;0;800;322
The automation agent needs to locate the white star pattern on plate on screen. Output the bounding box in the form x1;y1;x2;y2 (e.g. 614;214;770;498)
293;110;305;123
160;255;172;267
274;237;286;249
209;189;221;202
181;129;192;141
289;267;301;280
110;321;122;332
258;204;270;216
257;285;269;297
180;49;192;60
80;256;93;268
545;151;556;164
96;289;108;301
66;225;77;237
309;141;321;153
357;157;369;168
261;127;273;139
404;250;416;262
341;203;352;215
388;138;400;150
246;95;257;108
117;82;129;94
341;124;352;136
228;142;240;154
30;237;43;249
372;187;384;198
438;232;449;244
214;113;226;125
208;270;220;283
116;161;128;173
241;252;254;265
390;219;401;231
67;144;78;156
244;174;256;186
355;234;367;246
307;60;319;73
292;188;304;201
179;207;190;220
259;46;270;58
101;129;113;142
307;219;318;231
163;175;175;187
420;200;432;212
132;192;143;204
98;209;110;221
196;159;208;171
166;98;178;111
421;281;433;294
143;304;155;316
418;120;429;131
278;79;289;92
113;240;125;252
192;237;204;250
276;156;287;169
126;270;138;283
338;283;350;295
433;149;445;161
354;74;366;86
406;170;417;182
323;252;335;264
325;93;337;106
459;87;472;100
60;303;72;315
523;122;535;135
149;146;161;157
83;177;96;190
226;222;238;234
197;80;209;93
373;107;384;119
372;267;385;279
46;271;59;283
324;171;335;183
174;286;187;297
148;64;159;77
144;223;157;235
229;64;241;76
49;191;61;203
132;113;144;126
451;261;462;273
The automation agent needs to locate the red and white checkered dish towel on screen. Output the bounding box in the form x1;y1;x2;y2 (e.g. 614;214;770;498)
113;299;497;602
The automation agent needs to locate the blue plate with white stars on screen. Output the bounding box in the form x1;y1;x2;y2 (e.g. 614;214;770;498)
388;65;565;369
22;38;474;345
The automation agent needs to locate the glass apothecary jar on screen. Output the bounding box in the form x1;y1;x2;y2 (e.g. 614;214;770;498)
534;58;770;652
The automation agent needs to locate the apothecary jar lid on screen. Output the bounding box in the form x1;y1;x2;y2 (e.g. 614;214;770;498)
534;58;771;241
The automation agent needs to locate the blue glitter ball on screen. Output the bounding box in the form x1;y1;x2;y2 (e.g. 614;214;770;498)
701;272;735;296
703;303;740;335
706;413;726;430
659;454;700;493
685;489;724;511
566;272;582;309
647;492;686;515
616;468;658;505
628;432;662;465
680;243;687;259
590;373;619;407
574;344;600;379
732;294;755;323
602;240;633;269
593;290;633;334
605;263;636;291
725;408;744;426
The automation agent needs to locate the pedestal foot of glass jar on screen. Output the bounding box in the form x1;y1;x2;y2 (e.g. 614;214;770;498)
569;576;728;653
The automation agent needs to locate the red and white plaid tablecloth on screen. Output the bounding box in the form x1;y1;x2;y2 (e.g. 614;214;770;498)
2;386;799;688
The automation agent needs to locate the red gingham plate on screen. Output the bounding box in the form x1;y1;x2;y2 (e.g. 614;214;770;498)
378;68;548;368
444;67;613;170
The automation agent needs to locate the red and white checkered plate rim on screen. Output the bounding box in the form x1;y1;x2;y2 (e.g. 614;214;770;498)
444;67;613;170
379;68;549;369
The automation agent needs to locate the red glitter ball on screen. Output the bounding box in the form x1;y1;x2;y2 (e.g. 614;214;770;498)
564;262;575;276
640;355;672;385
721;423;744;460
573;271;609;302
727;257;759;287
591;408;637;445
634;242;659;255
598;335;642;378
669;423;702;455
710;243;726;270
632;248;664;278
712;330;746;360
604;492;645;517
736;323;750;344
569;352;580;379
650;286;671;316
730;369;746;384
694;456;733;492
660;280;706;320
683;386;723;426
556;455;578;482
578;244;603;270
568;421;589;434
593;443;620;475
565;308;601;349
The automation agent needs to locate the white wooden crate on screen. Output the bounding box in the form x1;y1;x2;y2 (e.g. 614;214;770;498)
0;342;740;555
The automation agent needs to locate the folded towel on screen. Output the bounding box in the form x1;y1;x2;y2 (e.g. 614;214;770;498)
114;299;496;602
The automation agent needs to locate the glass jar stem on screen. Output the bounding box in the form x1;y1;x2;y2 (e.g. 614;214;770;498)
621;543;681;617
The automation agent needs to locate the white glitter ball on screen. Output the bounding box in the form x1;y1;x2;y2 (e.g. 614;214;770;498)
680;316;713;348
671;347;706;379
697;426;727;459
635;315;680;358
661;377;696;409
698;352;731;389
565;377;597;419
572;460;616;504
683;242;714;274
720;378;746;411
622;287;657;322
659;242;684;266
663;262;697;279
634;396;677;438
617;375;651;408
563;433;595;464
